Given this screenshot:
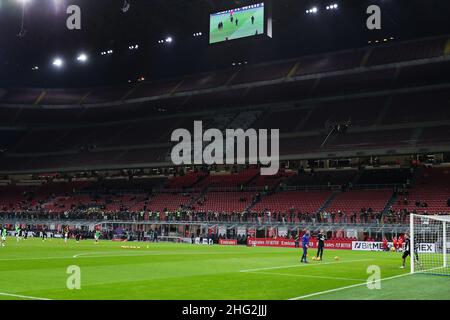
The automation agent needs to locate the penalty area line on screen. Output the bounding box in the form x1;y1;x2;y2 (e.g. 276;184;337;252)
248;271;366;282
287;272;411;300
0;292;51;300
239;258;373;273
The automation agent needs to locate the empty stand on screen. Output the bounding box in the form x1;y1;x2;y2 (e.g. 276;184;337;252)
325;189;392;213
196;169;259;189
392;167;450;214
251;190;332;214
195;192;255;213
165;171;207;189
366;37;446;66
296;50;364;76
147;192;198;212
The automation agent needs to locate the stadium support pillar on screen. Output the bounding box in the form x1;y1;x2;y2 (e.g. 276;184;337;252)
444;222;447;268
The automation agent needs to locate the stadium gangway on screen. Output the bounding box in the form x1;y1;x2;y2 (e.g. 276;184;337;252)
2;218;409;232
352;183;401;190
0;218;104;228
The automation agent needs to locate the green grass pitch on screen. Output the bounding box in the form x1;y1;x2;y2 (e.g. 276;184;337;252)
209;7;264;44
0;237;449;300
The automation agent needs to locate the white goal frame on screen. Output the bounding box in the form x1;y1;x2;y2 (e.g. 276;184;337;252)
410;214;449;275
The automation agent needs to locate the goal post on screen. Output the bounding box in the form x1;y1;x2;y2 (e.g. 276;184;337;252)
410;214;450;276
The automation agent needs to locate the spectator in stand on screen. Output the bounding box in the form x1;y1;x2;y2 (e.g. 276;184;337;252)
294;233;299;248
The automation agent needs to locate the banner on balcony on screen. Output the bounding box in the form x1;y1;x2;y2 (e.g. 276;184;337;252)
237;227;247;236
219;239;237;245
247;238;353;250
278;227;288;237
267;227;276;238
218;226;227;236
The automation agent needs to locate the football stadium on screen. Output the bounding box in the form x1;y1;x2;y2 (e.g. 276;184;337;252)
0;0;449;307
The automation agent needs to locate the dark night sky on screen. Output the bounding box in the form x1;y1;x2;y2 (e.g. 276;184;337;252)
0;0;449;88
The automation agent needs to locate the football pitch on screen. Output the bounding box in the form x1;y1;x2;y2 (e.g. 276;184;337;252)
210;7;264;43
0;237;449;300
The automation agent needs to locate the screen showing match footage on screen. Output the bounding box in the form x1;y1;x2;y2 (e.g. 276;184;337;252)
209;3;265;44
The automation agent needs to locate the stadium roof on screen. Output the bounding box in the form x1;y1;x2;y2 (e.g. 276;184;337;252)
1;0;450;88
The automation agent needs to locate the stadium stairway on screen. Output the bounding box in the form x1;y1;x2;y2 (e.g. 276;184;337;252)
190;174;209;189
382;191;398;215
244;200;257;213
244;174;260;187
244;191;266;213
316;190;339;214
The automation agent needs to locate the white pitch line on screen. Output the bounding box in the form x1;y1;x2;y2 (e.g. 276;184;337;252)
71;249;299;259
0;292;51;300
247;271;366;282
72;250;254;259
0;256;73;262
0;250;250;262
288;273;411;300
240;259;373;273
73;251;158;258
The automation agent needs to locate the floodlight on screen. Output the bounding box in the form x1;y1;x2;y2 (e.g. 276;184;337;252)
52;58;63;68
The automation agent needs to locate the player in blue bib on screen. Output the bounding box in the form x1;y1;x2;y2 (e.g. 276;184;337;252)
301;230;310;263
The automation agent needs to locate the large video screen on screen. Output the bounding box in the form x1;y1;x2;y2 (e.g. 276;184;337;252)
209;3;265;44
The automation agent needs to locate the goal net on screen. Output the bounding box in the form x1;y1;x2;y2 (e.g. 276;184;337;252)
410;214;449;276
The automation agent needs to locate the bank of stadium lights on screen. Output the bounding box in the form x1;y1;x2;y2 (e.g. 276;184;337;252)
31;66;39;71
232;61;248;66
193;32;202;37
128;44;139;50
158;37;173;44
326;4;338;10
368;37;394;44
305;7;318;14
101;50;113;55
306;3;338;14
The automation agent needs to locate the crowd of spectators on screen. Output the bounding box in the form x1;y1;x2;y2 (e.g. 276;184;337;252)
0;206;436;225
